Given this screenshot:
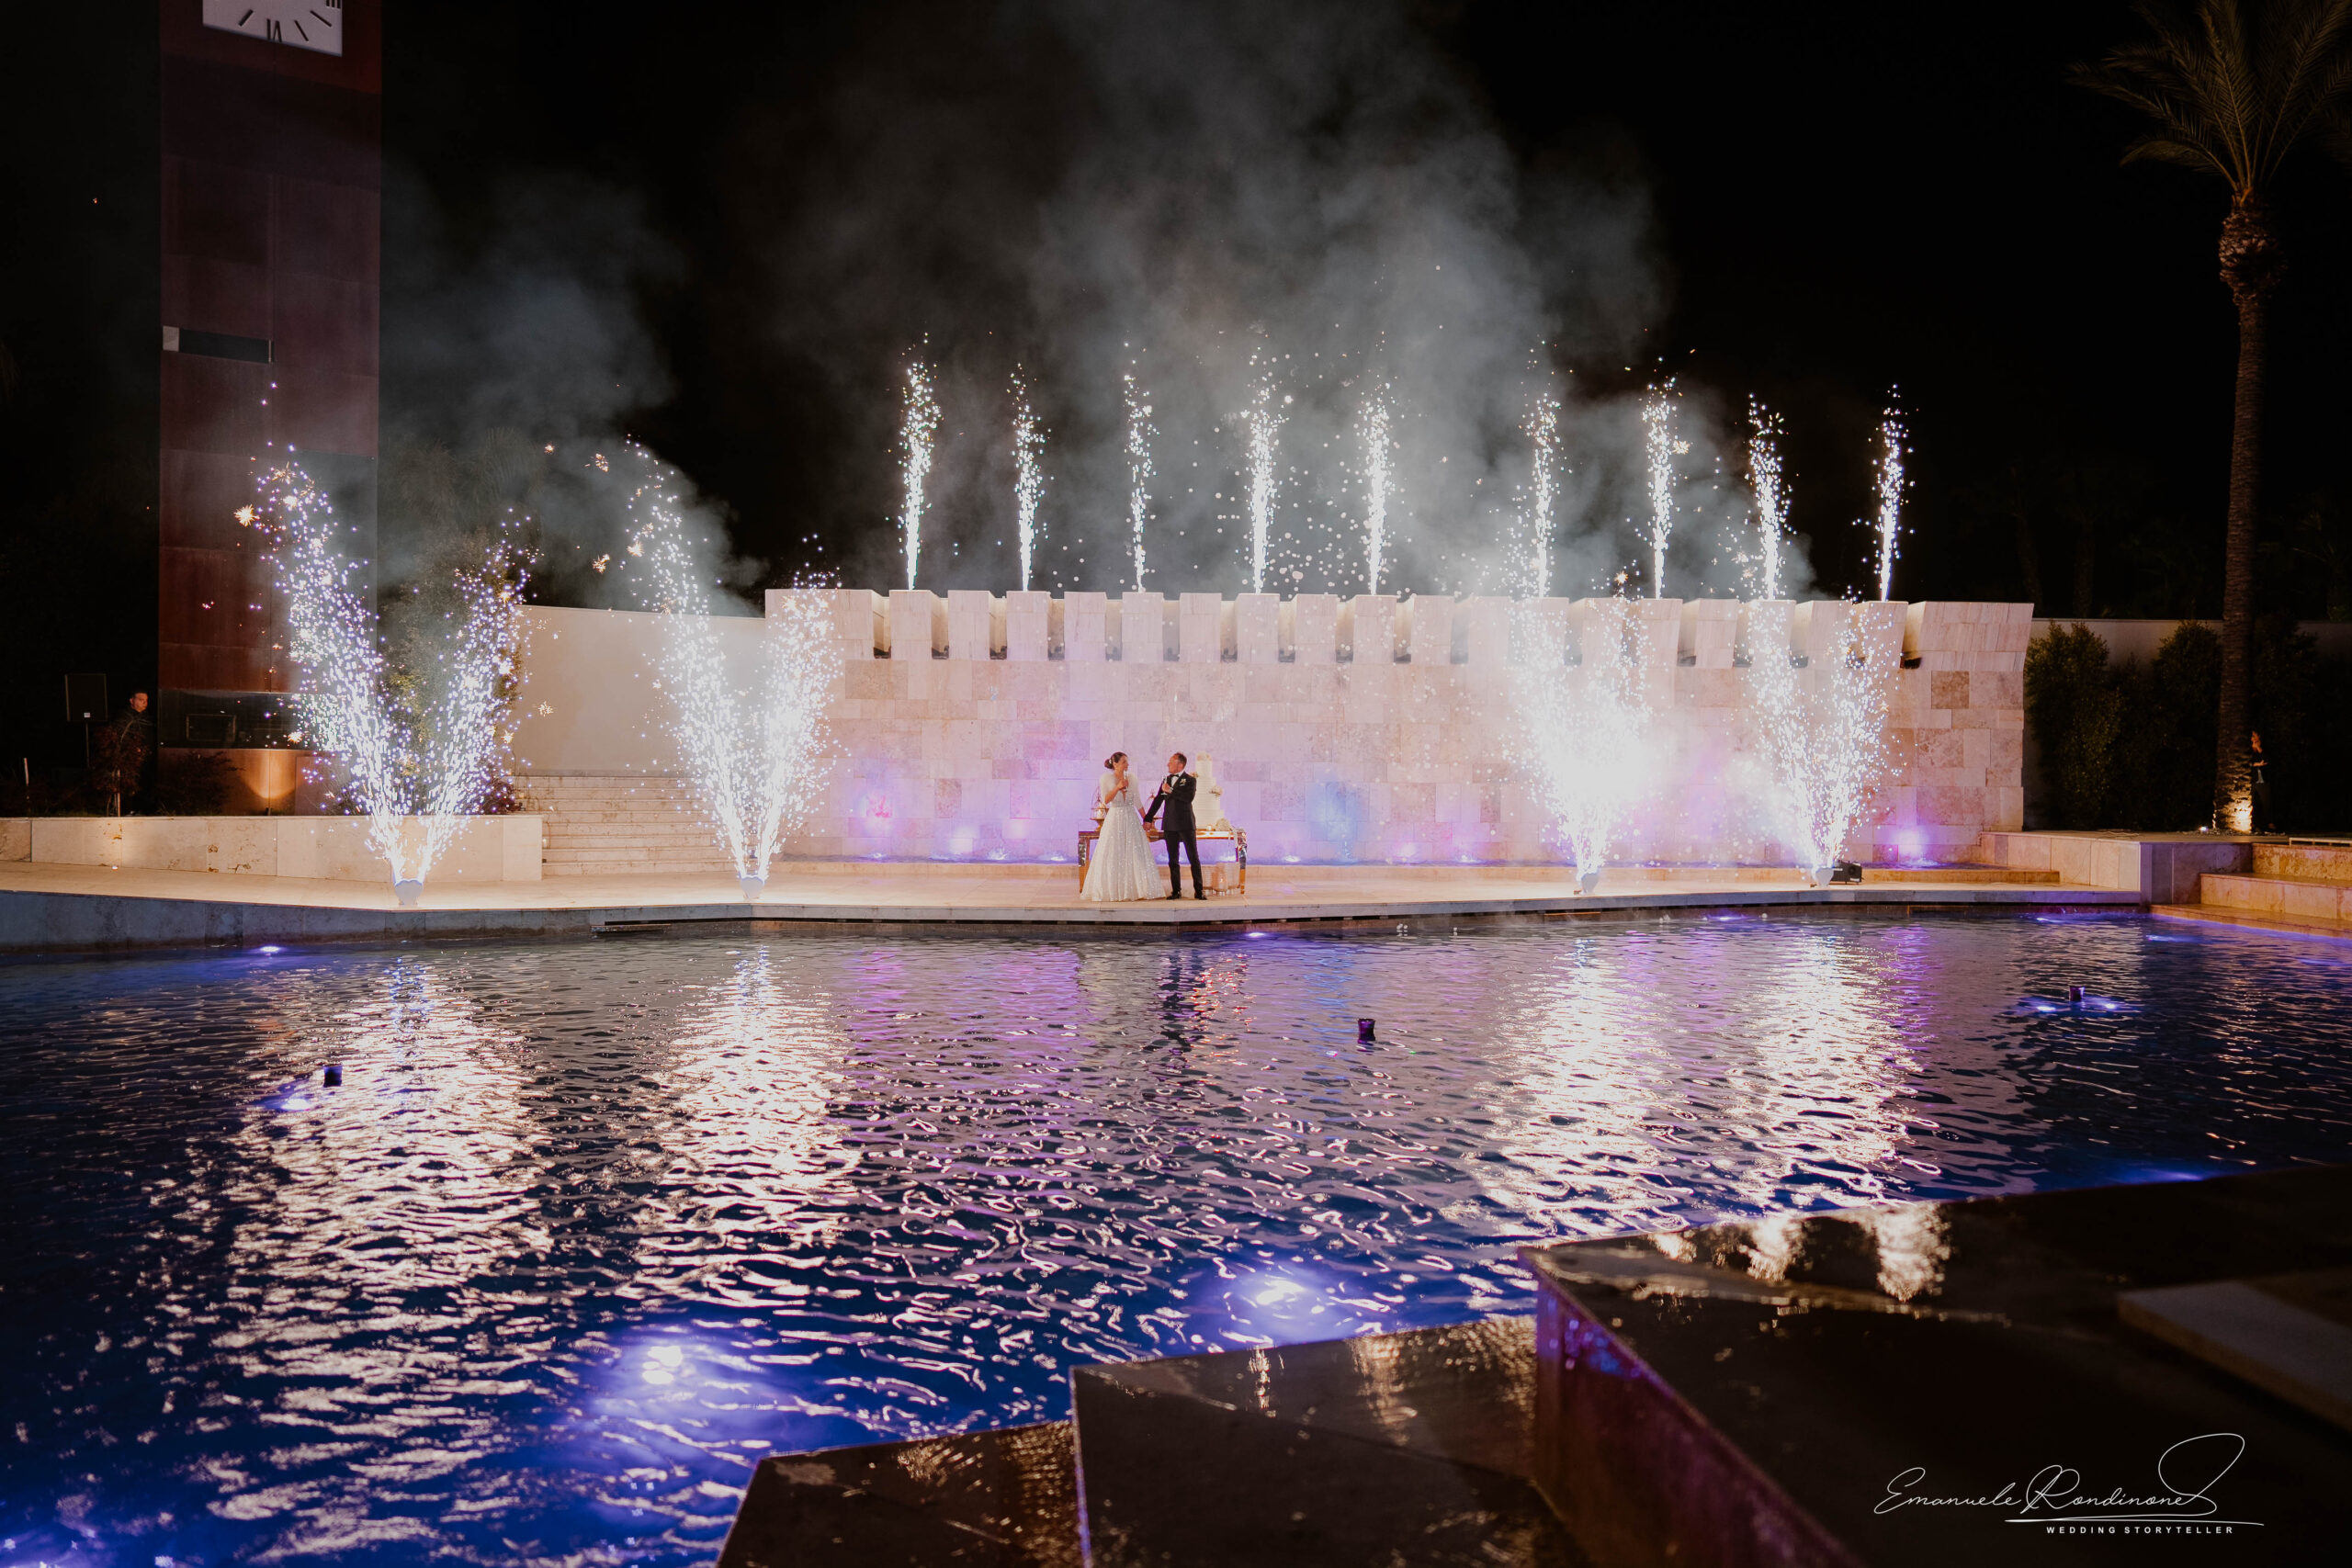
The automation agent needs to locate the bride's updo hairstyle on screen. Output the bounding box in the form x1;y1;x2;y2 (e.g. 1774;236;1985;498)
1103;751;1126;771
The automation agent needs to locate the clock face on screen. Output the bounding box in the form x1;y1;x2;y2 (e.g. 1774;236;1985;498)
201;0;345;59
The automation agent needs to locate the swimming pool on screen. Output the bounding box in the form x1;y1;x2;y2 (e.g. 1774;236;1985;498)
4;912;2349;1565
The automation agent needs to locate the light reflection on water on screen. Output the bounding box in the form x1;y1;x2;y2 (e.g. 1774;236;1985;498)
3;913;2350;1566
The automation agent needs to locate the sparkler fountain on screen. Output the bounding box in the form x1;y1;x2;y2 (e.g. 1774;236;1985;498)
1747;399;1790;602
1244;353;1283;593
899;358;940;590
1511;599;1652;894
628;454;841;900
1526;387;1560;597
1642;379;1684;597
255;461;526;907
1358;386;1393;594
1750;614;1897;886
1123;369;1154;591
1872;399;1906;601
1011;367;1045;592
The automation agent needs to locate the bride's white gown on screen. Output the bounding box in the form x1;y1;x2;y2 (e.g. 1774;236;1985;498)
1081;773;1162;901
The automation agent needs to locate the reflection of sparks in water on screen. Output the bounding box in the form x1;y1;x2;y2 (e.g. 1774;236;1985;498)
212;962;539;1499
1861;1203;1951;1301
643;946;852;1266
1482;925;1938;1232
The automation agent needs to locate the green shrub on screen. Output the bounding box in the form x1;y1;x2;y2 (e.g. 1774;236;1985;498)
2248;615;2321;829
2109;624;2221;830
2025;624;2120;829
2030;616;2343;832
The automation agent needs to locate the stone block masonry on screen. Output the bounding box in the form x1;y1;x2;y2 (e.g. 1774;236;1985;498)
507;594;2032;868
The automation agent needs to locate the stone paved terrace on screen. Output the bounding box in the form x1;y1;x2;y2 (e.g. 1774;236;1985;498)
0;859;2127;955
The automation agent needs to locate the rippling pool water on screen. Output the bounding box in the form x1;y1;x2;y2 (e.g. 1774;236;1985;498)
5;911;2350;1564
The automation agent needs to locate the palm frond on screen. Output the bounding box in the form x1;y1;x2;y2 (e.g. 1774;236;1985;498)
2076;0;2352;195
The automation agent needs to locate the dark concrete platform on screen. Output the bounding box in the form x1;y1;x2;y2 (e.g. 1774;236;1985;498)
1523;1165;2352;1566
1071;1317;1580;1568
724;1320;1581;1568
720;1421;1080;1568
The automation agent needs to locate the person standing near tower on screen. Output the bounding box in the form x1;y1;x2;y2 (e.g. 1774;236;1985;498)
1145;752;1204;900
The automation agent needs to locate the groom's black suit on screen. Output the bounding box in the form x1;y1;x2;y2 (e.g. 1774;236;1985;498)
1144;772;1204;898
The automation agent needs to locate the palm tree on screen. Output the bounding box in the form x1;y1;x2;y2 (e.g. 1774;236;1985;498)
2075;0;2352;830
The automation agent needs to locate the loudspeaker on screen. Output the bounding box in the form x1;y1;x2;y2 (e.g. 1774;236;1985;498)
65;672;107;722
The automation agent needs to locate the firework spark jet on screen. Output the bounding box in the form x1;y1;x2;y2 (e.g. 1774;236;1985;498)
1123;370;1154;591
1510;599;1652;893
257;462;526;905
1748;609;1896;883
899;359;940;591
1747;400;1790;602
1011;367;1045;592
1642;380;1684;598
1871;400;1906;601
1243;355;1283;594
1358;387;1393;594
1526;388;1561;597
629;457;841;899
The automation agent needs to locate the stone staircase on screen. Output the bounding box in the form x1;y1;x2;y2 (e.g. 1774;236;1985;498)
718;1318;1580;1568
2184;840;2352;935
515;773;737;877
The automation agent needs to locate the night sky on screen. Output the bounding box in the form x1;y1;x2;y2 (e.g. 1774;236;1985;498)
382;0;2352;609
3;1;2349;763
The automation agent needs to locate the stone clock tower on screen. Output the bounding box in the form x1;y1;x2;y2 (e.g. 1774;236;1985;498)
157;0;379;808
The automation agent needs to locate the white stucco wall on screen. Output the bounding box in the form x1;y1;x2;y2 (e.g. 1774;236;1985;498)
507;592;2030;867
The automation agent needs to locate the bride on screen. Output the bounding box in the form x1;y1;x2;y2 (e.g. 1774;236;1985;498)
1081;751;1162;902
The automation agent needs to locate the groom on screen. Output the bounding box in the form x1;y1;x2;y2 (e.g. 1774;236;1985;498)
1144;751;1204;900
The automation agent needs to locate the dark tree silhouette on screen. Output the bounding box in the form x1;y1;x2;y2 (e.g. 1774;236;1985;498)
2075;0;2352;829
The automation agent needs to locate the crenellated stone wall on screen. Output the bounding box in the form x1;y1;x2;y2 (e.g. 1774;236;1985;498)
508;592;2030;869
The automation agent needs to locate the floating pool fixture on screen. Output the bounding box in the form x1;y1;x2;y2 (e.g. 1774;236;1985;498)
739;874;766;902
1577;870;1601;896
393;878;424;908
322;1064;343;1087
1357;1018;1375;1043
2069;984;2086;1009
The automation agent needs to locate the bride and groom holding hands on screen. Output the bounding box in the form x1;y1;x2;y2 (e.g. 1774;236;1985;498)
1082;751;1214;903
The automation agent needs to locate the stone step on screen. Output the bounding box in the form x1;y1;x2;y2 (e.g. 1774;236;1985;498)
513;773;749;874
2252;841;2352;884
2199;872;2352;925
